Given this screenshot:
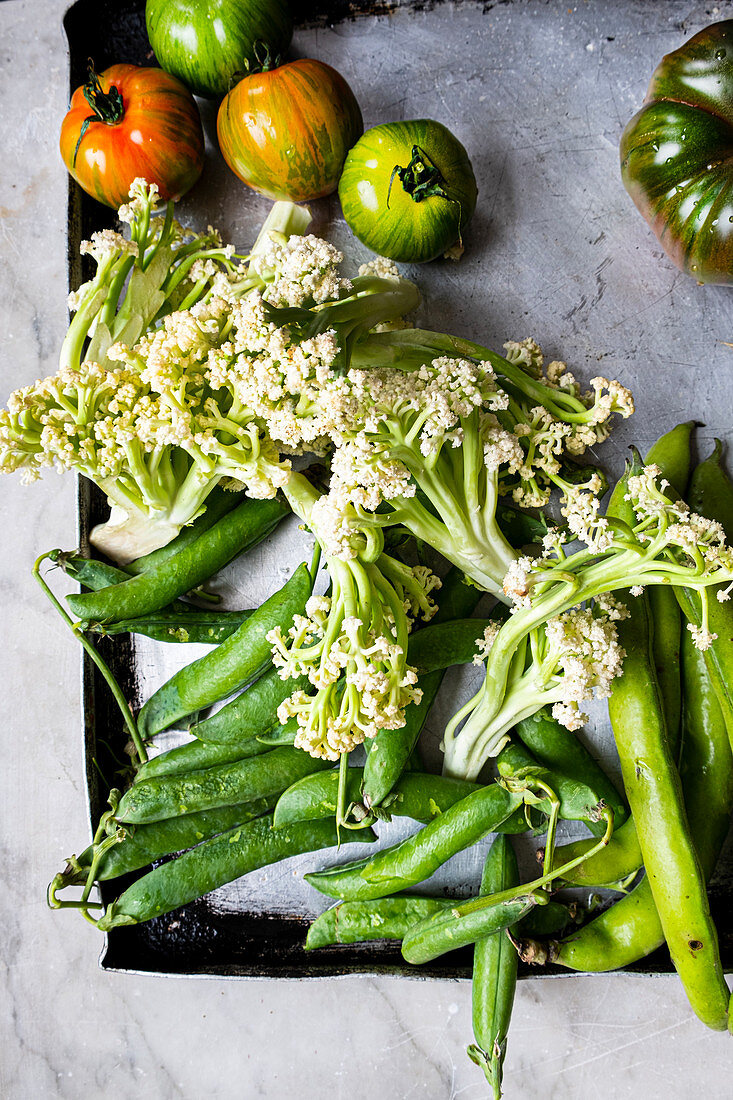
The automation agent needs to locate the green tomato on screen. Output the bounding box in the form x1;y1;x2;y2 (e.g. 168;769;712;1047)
145;0;293;99
338;119;478;263
620;20;733;284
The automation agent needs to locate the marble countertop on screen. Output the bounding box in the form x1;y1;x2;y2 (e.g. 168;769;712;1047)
1;1;732;1096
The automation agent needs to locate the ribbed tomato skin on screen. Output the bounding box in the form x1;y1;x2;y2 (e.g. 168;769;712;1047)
59;64;204;209
620;20;733;284
146;0;293;99
338;120;477;263
217;59;363;202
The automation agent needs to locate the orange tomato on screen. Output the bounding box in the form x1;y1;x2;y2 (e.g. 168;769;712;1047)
217;59;363;202
60;63;204;209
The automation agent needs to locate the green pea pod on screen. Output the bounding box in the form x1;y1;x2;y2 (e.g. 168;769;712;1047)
97;815;374;930
56;552;129;589
125;485;248;574
90;607;254;645
256;718;299;747
516;900;580;938
192;667;308;745
134;735;274;782
553;425;693;886
406;618;490;673
402;889;537;965
514;709;628;833
362;567;483;811
496;742;605;830
467;835;519;1100
305;896;455;950
67;495;288;624
554;816;642;888
606;459;730;1032
274;767;481;828
57;551;252;643
116;746;331;824
304;783;526;902
138;563;311;738
77;797;276;880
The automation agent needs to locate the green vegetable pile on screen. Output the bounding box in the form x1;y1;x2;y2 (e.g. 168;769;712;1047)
4;176;733;1094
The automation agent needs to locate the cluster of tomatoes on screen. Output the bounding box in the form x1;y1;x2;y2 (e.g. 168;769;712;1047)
60;0;477;264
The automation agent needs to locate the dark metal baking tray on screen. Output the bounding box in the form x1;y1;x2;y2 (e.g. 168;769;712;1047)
63;0;733;978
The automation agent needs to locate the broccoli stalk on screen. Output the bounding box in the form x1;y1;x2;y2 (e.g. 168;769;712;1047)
268;471;439;761
442;459;733;779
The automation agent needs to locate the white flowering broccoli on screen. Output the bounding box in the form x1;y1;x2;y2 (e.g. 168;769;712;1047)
296;337;633;598
267;471;439;761
442;456;733;779
0;182;419;562
445;599;627;779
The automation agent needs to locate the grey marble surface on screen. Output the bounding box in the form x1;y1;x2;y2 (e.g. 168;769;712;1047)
2;1;733;1097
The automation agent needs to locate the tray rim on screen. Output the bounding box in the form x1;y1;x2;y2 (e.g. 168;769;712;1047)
61;0;691;982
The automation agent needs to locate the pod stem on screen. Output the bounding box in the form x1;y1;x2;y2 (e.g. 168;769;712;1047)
33;551;148;765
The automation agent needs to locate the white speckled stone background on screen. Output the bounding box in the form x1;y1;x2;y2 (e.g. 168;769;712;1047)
2;1;733;1096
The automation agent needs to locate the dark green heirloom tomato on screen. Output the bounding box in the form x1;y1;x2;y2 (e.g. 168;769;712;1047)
620;20;733;284
145;0;293;99
338;119;477;264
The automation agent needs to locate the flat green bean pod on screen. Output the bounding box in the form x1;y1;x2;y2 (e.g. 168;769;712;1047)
97;815;374;930
607;457;730;1031
305;896;455;950
116;746;331;824
138;563;311;738
551;439;733;976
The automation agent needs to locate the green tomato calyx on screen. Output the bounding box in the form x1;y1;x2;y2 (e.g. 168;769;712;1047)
388;144;453;206
73;60;125;167
240;40;282;78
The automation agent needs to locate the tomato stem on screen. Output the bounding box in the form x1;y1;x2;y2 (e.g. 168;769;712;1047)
242;40;281;78
73;59;125;167
388;145;451;206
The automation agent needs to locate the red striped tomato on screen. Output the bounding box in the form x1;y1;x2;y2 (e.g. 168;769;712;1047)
60;63;204;209
217;59;363;202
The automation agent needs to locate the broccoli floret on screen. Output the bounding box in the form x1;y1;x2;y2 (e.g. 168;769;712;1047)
441;460;733;779
267;471;439;761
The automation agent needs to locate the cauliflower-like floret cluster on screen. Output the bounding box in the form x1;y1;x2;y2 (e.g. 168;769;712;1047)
254;232;352;308
541;604;626;730
268;585;424;761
